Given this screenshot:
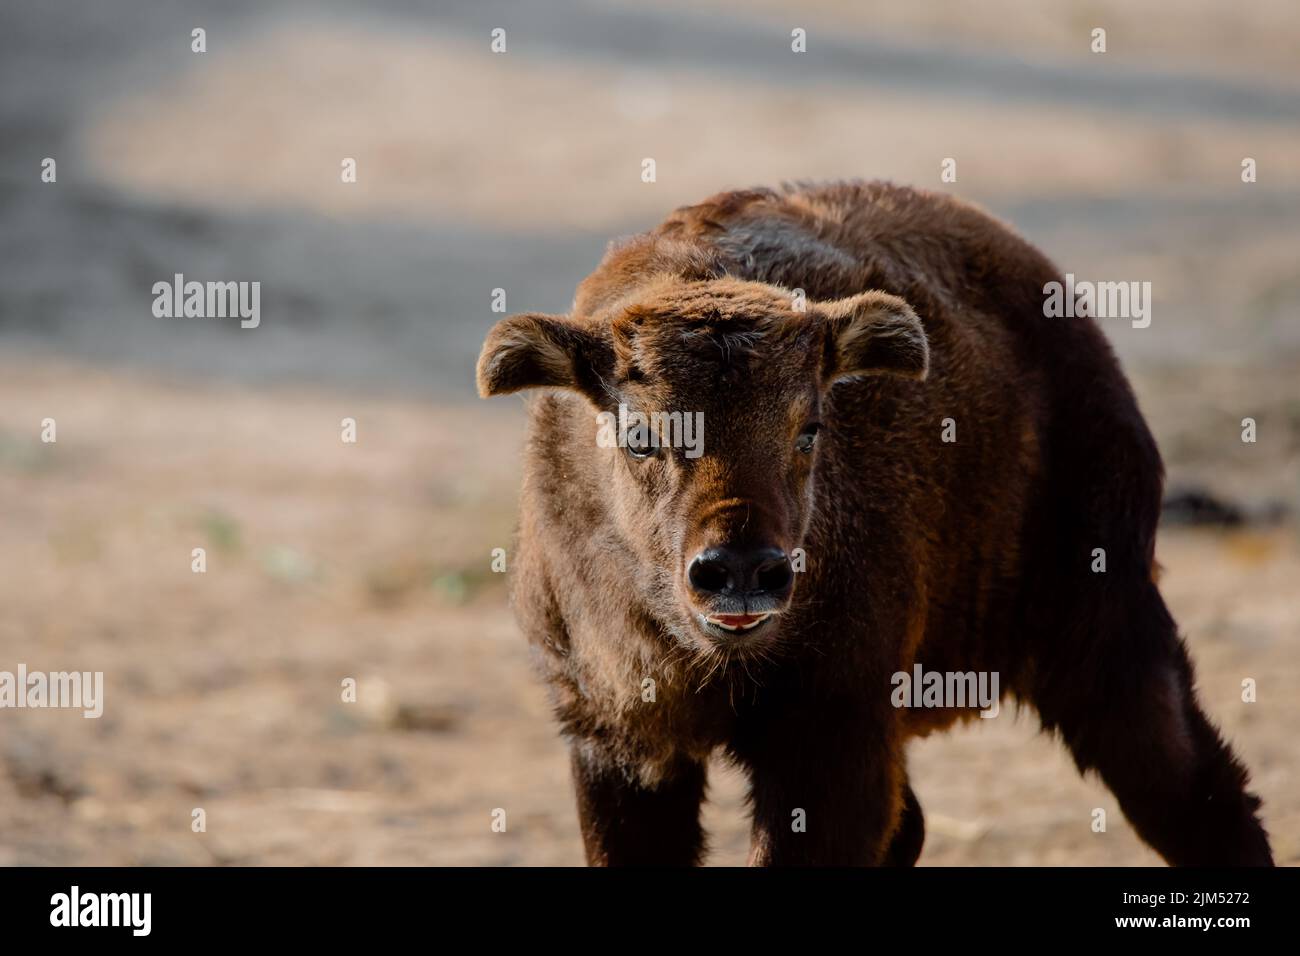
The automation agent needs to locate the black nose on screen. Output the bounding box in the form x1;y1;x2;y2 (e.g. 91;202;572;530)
687;546;793;597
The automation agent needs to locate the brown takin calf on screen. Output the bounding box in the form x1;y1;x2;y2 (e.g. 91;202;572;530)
476;181;1273;866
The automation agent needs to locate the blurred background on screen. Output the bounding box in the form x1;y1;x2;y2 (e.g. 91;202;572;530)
0;0;1296;865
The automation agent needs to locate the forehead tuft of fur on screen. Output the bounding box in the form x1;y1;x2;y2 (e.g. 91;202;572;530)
608;277;813;381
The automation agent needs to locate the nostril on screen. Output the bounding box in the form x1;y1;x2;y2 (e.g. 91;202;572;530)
688;554;731;594
754;554;793;594
689;547;792;598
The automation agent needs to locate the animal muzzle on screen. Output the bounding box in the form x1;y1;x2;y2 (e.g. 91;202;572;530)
685;544;794;630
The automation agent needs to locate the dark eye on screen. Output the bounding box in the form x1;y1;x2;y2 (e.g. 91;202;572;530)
796;423;821;454
624;427;657;460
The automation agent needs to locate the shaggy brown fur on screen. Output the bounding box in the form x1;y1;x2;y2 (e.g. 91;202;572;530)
476;181;1273;867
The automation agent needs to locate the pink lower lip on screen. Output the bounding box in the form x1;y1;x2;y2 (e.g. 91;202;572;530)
713;614;762;627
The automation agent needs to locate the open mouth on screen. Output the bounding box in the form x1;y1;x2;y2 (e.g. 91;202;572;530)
700;611;775;634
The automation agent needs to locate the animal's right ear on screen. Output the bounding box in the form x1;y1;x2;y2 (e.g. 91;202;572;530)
476;313;611;399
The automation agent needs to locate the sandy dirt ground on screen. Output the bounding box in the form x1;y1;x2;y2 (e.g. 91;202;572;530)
0;1;1296;865
0;359;1295;866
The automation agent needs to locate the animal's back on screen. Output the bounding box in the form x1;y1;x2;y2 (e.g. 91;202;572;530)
658;178;1162;543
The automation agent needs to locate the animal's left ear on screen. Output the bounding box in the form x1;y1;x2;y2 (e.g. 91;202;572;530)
816;291;929;382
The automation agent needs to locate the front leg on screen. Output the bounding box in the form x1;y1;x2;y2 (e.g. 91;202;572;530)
738;705;904;866
570;745;708;866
